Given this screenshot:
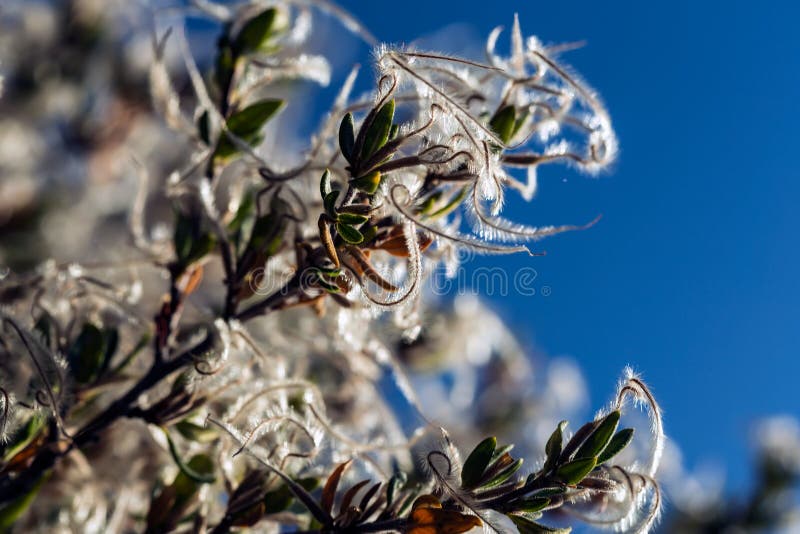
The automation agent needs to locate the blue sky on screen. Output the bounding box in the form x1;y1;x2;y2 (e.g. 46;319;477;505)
334;0;800;491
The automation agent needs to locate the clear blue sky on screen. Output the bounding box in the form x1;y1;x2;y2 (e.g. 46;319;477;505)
334;0;800;490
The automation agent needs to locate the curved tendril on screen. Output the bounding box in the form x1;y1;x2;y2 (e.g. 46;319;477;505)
389;184;531;256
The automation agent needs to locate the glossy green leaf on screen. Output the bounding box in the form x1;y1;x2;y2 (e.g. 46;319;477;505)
461;436;497;489
576;411;621;460
336;223;364;244
68;323;107;384
320;169;332;199
234;8;285;55
215;99;284;159
489;105;516;144
555;456;597;485
559;421;597;462
360;223;377;244
388;123;400;142
544;420;567;473
483;457;523;488
351;170;381;194
508;514;572;534
227;100;284;138
337;212;369;225
597;428;635;465
324;190;340;217
339;113;356;163
361;99;395;160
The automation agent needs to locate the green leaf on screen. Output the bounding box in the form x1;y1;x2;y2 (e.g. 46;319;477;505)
489;105;517;145
324;190;340;217
173;210;195;263
350;170;381;195
508;514;572;534
175;420;218;444
68;323;107;384
544;421;567;473
597;428;635;465
185;233;217;266
388;123;400;142
0;473;47;529
461;437;497;489
386;471;407;507
339;113;356;163
555;456;597;485
227;100;284;138
246;212;285;259
336;212;369;225
361;99;395;160
360;223;377;244
512;108;530;139
234;8;285;55
2;414;45;462
320;169;332;199
483;457;523;488
164;428;216;484
513;497;551;514
228;191;256;237
336;223;364;244
197;110;210;144
215;99;284;160
575;411;620;460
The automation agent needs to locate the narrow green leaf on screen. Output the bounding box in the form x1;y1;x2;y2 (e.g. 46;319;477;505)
597;428;635;465
350;170;381;194
227;100;284;138
337;212;369;225
163;428;216;484
197;110;210;144
513;497;551;514
461;437;497;489
228;191;256;236
543;421;567;473
175;420;218;444
185;233;217;266
575;411;621;460
489;105;517;145
336;223;364;244
234;8;285;54
483;457;523;488
215;99;284;160
339;113;356;163
324;190;340;217
361;99;395;160
68;323;107;384
555;456;597;485
559;421;597;463
508;514;572;534
2;414;45;462
388;123;400;142
512;108;530;140
320;169;332;199
173;210;195;263
386;471;407;507
0;474;47;529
